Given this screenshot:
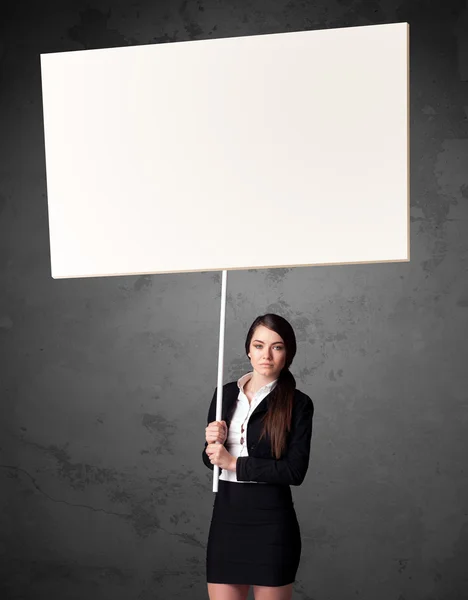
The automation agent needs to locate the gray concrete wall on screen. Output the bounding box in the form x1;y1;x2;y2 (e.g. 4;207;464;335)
1;1;467;599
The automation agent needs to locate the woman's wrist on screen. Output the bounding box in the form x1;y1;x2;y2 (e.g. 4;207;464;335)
229;457;238;472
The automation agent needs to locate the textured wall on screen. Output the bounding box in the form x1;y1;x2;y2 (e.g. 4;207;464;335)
1;1;468;599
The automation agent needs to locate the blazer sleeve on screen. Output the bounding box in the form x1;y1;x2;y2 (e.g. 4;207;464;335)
235;394;314;486
201;387;223;473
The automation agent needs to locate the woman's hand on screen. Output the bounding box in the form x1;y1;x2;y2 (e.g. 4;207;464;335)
205;443;237;472
205;420;228;444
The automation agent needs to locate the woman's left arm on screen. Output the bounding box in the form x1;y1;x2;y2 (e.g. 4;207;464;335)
235;394;314;486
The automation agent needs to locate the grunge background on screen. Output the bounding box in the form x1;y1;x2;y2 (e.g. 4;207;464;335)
1;1;467;599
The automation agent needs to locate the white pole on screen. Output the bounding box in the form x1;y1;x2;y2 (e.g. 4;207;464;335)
213;269;228;492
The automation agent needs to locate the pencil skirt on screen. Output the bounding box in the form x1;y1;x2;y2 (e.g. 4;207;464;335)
206;479;301;587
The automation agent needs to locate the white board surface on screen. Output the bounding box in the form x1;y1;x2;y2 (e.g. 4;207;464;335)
40;22;409;279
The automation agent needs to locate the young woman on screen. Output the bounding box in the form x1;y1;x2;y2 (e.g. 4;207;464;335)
202;313;314;600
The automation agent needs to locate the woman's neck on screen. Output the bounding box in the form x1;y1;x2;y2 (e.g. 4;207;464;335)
247;372;276;395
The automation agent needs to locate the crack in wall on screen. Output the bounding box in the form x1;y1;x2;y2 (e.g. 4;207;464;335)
1;464;206;548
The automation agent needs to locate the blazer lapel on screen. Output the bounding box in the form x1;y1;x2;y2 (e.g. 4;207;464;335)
250;389;274;419
222;383;239;423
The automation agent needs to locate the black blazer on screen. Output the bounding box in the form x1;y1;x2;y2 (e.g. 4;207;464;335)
202;381;314;486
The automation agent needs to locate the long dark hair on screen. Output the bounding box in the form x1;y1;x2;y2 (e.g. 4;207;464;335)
245;313;297;459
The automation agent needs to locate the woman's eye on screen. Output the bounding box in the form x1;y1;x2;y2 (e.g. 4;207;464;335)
254;345;283;350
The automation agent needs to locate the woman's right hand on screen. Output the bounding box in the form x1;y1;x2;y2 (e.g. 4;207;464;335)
205;420;228;444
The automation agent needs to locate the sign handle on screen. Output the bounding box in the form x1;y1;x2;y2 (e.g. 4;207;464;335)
213;269;228;492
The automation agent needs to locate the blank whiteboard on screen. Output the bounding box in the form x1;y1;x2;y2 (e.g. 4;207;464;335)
40;22;409;279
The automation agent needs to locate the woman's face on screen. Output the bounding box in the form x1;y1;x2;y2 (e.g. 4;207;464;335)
248;324;287;380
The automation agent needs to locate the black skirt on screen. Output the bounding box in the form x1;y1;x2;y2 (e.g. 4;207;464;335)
206;479;301;587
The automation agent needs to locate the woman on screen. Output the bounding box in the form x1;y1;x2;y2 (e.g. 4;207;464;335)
202;313;314;600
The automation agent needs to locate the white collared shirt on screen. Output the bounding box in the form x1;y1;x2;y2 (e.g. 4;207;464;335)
219;371;278;484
